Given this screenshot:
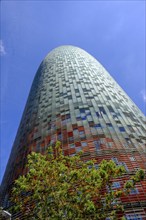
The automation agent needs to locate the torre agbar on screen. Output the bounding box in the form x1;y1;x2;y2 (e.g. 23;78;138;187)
1;46;146;218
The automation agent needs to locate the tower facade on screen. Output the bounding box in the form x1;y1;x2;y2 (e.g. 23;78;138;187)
1;46;146;218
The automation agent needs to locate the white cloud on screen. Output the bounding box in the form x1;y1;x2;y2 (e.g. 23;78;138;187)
0;40;6;56
140;90;146;102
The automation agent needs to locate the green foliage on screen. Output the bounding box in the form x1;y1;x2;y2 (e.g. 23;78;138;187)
10;141;145;220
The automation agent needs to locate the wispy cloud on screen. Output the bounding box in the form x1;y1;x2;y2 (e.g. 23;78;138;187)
0;40;6;56
140;90;146;102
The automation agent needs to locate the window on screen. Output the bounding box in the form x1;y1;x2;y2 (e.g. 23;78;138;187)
81;142;87;147
125;214;142;220
112;182;121;189
107;106;114;113
95;123;102;128
79;131;86;139
58;133;62;140
80;108;85;113
99;107;106;115
76;115;81;121
94;164;98;169
130;157;136;161
79;131;85;135
73;129;79;136
81;115;86;120
106;123;113;127
94;140;100;150
68;136;74;142
88;165;93;169
108;142;113;147
86;111;91;116
130;188;139;195
96;112;100;117
119;127;126;132
76;147;82;152
125;138;132;144
69;143;75;148
112;157;119;165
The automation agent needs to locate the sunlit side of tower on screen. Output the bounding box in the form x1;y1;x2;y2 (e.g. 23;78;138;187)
1;46;146;218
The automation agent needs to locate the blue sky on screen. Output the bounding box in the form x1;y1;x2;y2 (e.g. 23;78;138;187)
0;1;145;183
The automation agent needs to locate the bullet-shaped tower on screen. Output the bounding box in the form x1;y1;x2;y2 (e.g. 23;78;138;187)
1;46;146;218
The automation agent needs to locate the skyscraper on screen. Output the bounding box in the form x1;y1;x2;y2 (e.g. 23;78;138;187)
1;46;146;218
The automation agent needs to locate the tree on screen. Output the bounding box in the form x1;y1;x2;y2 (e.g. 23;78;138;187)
10;141;145;220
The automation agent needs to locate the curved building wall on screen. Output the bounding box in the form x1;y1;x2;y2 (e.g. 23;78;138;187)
1;46;146;218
